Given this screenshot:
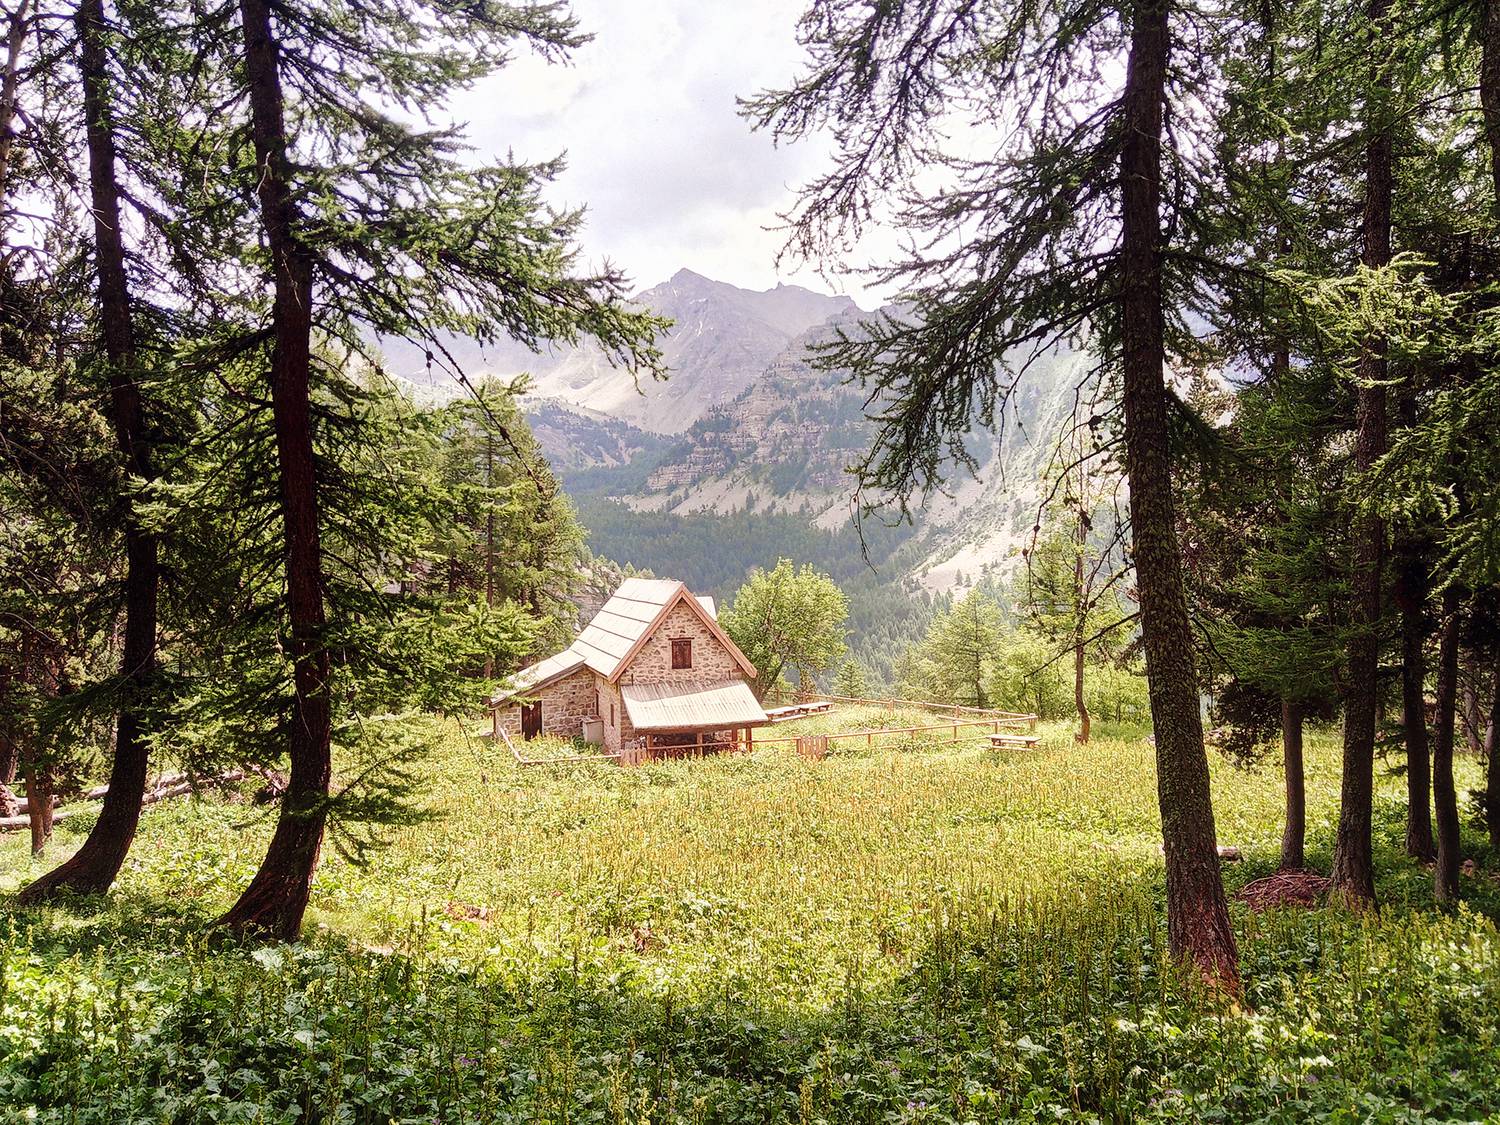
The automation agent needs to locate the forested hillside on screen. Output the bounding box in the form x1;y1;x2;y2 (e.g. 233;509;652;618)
571;494;938;684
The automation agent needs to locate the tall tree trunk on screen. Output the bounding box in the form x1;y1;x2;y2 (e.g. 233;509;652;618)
0;673;18;786
1483;0;1500;207
1461;650;1483;755
218;0;333;941
482;432;496;678
1074;488;1090;744
1330;0;1393;908
24;768;52;856
1280;699;1306;871
0;0;30;197
1395;550;1434;859
1120;0;1239;993
1432;590;1461;903
1484;657;1499;850
18;0;161;904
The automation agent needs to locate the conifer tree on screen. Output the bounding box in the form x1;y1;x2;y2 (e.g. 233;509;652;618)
17;0;165;902
749;0;1243;988
132;0;667;938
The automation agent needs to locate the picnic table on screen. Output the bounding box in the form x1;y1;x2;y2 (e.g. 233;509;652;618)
989;731;1040;750
766;700;834;722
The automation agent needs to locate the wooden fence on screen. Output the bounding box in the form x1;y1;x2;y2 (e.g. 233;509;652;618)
755;714;1034;755
499;692;1038;768
761;686;1036;726
500;724;622;768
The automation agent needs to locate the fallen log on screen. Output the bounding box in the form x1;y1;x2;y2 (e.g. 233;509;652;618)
0;770;247;832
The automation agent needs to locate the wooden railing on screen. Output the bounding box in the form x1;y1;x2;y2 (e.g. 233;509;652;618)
497;692;1039;769
753;715;1032;753
499;724;621;767
760;687;1036;725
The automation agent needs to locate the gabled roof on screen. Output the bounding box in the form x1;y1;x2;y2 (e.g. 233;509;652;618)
492;578;757;704
622;679;768;731
597;579;756;684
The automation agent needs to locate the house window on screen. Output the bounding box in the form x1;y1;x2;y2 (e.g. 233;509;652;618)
671;638;693;670
594;689;601;717
611;703;616;727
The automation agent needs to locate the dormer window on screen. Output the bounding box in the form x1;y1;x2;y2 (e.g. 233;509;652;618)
671;637;693;670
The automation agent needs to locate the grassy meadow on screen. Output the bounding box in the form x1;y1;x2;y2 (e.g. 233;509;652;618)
0;713;1497;1122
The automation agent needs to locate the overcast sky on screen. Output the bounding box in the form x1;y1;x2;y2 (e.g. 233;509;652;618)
454;0;886;307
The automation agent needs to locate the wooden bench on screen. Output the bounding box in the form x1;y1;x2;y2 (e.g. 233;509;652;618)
989;732;1040;750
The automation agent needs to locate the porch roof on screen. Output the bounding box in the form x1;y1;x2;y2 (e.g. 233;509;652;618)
621;679;769;732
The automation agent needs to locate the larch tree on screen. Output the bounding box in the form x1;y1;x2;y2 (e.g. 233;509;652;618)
747;0;1244;989
923;589;1003;710
17;0;165;903
148;0;665;939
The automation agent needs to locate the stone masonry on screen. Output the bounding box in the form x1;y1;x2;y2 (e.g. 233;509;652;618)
620;602;740;686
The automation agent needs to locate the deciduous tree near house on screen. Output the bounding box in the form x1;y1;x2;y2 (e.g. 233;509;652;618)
722;559;848;699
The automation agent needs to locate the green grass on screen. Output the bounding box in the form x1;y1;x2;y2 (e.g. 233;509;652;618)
0;722;1497;1122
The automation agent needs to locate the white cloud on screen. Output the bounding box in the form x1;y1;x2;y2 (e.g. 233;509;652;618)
448;0;892;305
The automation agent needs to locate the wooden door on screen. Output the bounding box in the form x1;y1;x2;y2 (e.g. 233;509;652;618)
521;701;542;740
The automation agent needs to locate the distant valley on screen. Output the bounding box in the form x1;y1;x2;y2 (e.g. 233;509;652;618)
389;269;1094;680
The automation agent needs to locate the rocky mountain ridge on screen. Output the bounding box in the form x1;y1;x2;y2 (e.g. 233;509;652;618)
385;269;1095;596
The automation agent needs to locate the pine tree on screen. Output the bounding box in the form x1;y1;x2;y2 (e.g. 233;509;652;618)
832;658;870;700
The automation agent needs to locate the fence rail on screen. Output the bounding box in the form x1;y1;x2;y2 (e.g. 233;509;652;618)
753;715;1030;752
500;724;622;767
761;687;1036;724
498;691;1038;768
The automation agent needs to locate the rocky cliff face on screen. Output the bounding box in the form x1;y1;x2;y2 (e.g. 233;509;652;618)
522;269;861;434
383;270;1097;597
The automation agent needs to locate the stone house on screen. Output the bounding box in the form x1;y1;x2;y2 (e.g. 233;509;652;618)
491;578;768;757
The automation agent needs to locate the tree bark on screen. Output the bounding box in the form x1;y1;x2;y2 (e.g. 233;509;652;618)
1484;656;1499;850
482;431;496;678
1279;699;1306;871
17;0;161;904
1120;0;1239;993
217;0;333;942
1483;0;1500;208
24;767;51;856
1461;650;1483;755
0;0;30;198
1432;590;1461;903
1395;551;1434;859
1330;0;1392;909
1074;490;1090;744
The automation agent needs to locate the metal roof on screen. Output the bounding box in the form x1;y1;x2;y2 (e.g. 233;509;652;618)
572;578;685;679
489;649;586;704
493;578;756;704
621;679;769;732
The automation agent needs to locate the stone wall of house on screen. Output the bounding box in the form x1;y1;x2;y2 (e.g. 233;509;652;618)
494;667;599;743
596;675;637;754
622;602;742;686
